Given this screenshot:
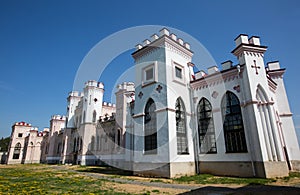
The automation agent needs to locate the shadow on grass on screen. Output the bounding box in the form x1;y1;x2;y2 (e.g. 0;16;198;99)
77;166;133;176
180;184;300;195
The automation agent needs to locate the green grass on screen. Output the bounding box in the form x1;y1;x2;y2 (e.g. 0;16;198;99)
0;164;130;194
174;173;276;185
282;172;300;182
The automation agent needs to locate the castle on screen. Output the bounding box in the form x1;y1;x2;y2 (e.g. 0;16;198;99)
6;28;300;178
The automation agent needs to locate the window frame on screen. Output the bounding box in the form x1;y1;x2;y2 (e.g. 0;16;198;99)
176;98;189;155
197;97;217;154
172;61;185;85
142;62;158;87
144;98;157;154
221;91;247;153
13;143;21;159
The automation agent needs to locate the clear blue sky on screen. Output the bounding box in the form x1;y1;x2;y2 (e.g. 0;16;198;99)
0;0;300;139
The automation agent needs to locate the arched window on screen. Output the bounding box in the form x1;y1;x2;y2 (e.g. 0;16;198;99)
73;138;77;152
80;137;83;151
197;98;217;154
13;143;21;159
176;98;188;154
92;110;97;123
100;135;104;151
83;111;86;123
144;99;157;153
221;91;247;153
91;136;95;151
117;129;121;146
96;136;100;150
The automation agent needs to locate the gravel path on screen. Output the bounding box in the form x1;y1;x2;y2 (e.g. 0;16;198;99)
52;165;300;194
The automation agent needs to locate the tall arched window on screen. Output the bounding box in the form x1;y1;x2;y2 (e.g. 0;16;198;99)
91;136;95;151
144;99;157;153
96;136;100;150
117;129;121;146
79;137;83;151
221;91;247;153
197;98;217;154
92;110;97;123
13;143;21;159
176;98;188;154
83;111;86;123
73;138;77;152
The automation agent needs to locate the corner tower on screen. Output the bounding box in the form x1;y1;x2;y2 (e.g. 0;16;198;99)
131;28;196;178
232;34;290;177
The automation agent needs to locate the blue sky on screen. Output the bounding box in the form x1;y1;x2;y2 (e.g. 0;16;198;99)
0;0;300;139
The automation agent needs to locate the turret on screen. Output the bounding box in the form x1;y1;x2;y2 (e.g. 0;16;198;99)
82;80;104;123
49;115;66;136
66;91;82;128
115;82;135;132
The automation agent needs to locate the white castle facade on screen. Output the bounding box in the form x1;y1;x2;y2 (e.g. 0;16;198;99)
6;28;300;178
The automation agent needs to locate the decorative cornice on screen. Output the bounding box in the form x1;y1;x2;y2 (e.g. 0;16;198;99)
240;100;258;107
267;68;286;79
191;66;244;90
231;43;267;56
279;113;293;117
267;77;277;93
132;35;193;61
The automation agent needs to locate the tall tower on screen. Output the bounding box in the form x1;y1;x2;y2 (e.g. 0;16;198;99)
232;34;289;177
66;91;82;128
47;115;66;164
115;82;135;139
82;80;104;124
6;122;32;164
78;80;104;165
131;28;196;178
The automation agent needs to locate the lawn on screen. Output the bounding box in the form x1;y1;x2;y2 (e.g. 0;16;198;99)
0;164;128;194
1;164;300;194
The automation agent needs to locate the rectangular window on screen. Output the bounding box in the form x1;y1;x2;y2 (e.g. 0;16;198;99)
175;66;182;79
18;133;22;138
172;61;185;85
145;68;154;81
142;62;157;87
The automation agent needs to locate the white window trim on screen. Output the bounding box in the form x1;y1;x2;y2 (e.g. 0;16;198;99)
172;61;185;85
142;61;158;87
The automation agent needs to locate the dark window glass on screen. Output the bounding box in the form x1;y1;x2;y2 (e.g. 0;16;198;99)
197;98;217;154
144;99;157;154
176;98;188;154
222;92;247;153
13;143;21;159
175;67;182;79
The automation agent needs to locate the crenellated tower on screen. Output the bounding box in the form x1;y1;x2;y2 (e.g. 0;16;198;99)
131;28;196;178
82;80;104;124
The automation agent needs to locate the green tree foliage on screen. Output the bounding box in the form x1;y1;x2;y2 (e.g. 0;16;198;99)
0;137;10;152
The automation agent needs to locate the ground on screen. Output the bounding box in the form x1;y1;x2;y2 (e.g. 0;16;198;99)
0;164;300;194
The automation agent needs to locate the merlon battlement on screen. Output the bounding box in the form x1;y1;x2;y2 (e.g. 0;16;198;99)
14;121;31;127
102;102;116;107
85;80;104;89
134;28;191;51
51;115;66;121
